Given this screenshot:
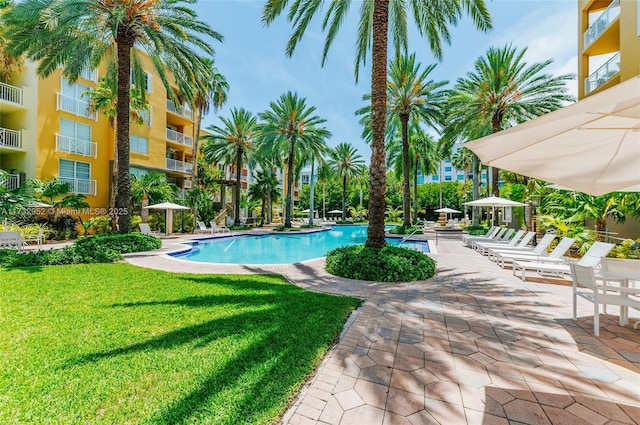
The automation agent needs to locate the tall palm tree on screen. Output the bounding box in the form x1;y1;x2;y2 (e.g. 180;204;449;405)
409;129;439;220
131;171;175;223
451;147;474;184
316;161;334;220
201;108;257;226
262;0;492;247
258;91;331;228
444;44;574;197
386;53;447;226
4;0;222;233
328;143;366;220
0;1;23;83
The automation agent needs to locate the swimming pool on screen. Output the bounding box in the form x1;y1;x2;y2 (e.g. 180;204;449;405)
173;225;429;265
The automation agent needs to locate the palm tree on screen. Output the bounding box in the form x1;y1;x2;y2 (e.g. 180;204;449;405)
316;161;334;220
386;53;447;226
86;66;148;230
262;0;492;247
131;171;175;223
201;108;257;226
444;44;574;197
4;0;222;233
451;147;474;184
328;143;366;220
0;1;23;83
258;92;331;228
409;129;439;221
247;169;281;224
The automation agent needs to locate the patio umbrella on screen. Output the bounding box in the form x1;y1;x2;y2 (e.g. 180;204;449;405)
464;196;525;224
434;207;461;214
144;202;189;235
465;75;640;196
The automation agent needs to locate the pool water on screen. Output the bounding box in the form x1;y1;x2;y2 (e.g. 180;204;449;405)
174;225;429;265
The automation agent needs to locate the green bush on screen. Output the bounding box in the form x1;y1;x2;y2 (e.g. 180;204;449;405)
463;225;490;235
609;239;640;259
326;245;436;282
75;233;161;255
0;246;88;267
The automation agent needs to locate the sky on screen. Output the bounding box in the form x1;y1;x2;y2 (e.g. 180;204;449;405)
192;0;579;164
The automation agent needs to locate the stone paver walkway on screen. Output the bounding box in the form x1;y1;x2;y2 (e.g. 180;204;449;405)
125;234;640;425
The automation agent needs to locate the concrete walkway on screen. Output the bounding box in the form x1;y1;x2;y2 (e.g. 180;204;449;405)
125;234;640;425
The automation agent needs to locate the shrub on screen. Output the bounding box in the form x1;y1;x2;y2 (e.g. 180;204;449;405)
326;245;436;282
75;233;161;255
48;215;79;240
88;215;115;234
388;225;423;235
608;238;640;259
463;225;490;235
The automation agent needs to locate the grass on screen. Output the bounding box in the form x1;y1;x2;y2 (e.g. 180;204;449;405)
0;264;361;424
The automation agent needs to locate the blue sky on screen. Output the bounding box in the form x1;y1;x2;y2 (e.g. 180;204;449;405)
193;0;578;163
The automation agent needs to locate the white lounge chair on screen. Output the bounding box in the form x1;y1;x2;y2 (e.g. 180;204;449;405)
473;229;525;254
210;220;230;234
491;233;558;268
485;231;536;259
139;223;162;237
570;263;640;337
0;231;22;251
461;226;498;245
196;221;214;234
510;237;576;280
464;227;507;247
512;241;614;282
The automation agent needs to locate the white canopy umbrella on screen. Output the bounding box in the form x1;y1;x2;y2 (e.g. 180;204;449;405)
466;76;640;196
144;202;189;235
434;207;462;214
463;196;525;207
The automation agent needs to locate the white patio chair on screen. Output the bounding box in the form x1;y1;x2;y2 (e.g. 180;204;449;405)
491;233;557;268
196;221;214;234
570;263;640;337
486;231;536;260
210;220;230;234
511;237;577;280
0;231;22;251
461;225;498;245
473;229;525;254
139;223;162;237
464;227;506;247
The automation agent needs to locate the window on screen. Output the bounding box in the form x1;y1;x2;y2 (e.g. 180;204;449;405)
59;78;94;118
130;167;148;180
130;70;152;93
61;79;90;101
481;173;487;179
457;175;464;180
79;65;97;82
445;176;452;181
445;166;452;172
59;159;93;194
130;135;148;154
431;176;438;181
59;118;94;156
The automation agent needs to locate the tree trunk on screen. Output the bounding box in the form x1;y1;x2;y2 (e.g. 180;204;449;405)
115;32;134;233
309;159;315;226
285;141;295;228
266;167;272;224
342;176;347;220
365;0;389;248
234;147;242;225
190;104;204;230
110;144;118;231
491;114;502;198
401;113;411;227
413;160;419;223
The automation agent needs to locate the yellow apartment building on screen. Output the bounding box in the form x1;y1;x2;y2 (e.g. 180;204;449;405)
578;0;640;99
0;53;196;213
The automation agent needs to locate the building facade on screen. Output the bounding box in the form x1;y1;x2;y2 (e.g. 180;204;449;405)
1;56;197;211
578;0;640;99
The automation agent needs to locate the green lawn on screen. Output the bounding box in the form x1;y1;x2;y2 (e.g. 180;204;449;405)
0;264;361;424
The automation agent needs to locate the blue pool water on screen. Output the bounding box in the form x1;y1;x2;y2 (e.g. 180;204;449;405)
173;225;429;265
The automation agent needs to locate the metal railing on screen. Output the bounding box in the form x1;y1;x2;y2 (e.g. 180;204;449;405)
166;158;193;174
584;0;620;49
166;128;194;147
1;173;20;190
55;134;97;158
166;99;193;120
56;176;97;195
56;93;96;119
0;127;21;149
584;52;620;95
0;81;22;105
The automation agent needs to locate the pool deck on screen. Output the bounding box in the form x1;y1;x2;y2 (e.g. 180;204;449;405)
124;232;640;425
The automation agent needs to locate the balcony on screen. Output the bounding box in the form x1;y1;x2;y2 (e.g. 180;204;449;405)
0;127;21;149
166;99;193;120
55;134;97;158
166;158;193;174
183;179;193;189
166;128;194;147
584;52;620;95
0;81;23;105
56;93;96;120
1;173;20;190
56;176;97;195
583;0;619;49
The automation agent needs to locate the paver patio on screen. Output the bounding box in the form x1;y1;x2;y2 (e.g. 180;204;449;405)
125;234;640;425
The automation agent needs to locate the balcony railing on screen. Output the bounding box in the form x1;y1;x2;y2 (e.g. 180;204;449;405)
57;176;97;195
1;173;20;190
183;179;193;189
55;134;97;158
0;81;23;105
166;128;194;147
57;93;96;120
166;158;193;174
584;0;620;49
166;99;194;120
585;52;620;95
0;127;21;149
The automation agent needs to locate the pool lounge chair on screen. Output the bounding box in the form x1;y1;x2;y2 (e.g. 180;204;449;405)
139;223;162;237
570;262;640;336
210;220;230;234
472;229;525;254
196;221;214;234
490;233;557;267
511;241;615;282
484;231;536;258
464;227;507;247
461;226;498;245
0;231;22;251
509;237;576;279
